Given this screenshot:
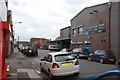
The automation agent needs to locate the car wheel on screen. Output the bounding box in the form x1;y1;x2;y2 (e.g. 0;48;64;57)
41;66;44;72
88;57;92;61
40;63;44;72
36;53;38;56
74;72;79;76
111;61;116;64
100;58;104;63
48;70;54;80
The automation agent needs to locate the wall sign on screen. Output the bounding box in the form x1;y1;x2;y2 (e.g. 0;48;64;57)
84;24;106;35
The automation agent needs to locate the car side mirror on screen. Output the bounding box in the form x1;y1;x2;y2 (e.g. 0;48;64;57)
41;59;44;61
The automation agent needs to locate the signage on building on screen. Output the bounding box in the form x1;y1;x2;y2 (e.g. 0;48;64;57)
84;23;106;35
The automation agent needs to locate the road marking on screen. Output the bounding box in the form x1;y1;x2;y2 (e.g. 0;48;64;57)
35;70;41;74
37;67;40;71
17;69;27;72
35;59;40;63
26;69;41;78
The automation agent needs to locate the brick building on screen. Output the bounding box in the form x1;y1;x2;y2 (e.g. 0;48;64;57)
30;38;50;48
70;2;120;59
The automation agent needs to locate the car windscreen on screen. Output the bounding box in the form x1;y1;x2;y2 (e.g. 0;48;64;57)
55;54;75;62
73;48;80;52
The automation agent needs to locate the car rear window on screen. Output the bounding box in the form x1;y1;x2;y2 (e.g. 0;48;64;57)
55;54;75;62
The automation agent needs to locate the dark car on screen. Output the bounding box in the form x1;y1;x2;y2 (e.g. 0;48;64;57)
88;50;116;64
69;48;88;59
20;46;28;54
25;46;38;57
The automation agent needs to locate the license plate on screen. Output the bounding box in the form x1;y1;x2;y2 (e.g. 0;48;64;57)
62;62;72;66
109;59;114;61
29;50;32;52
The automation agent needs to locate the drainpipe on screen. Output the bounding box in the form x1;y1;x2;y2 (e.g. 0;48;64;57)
108;3;111;51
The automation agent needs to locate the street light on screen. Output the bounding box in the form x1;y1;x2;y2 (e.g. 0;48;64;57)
14;22;22;44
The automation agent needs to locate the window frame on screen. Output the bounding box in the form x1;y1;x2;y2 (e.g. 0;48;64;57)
78;27;83;35
73;28;77;36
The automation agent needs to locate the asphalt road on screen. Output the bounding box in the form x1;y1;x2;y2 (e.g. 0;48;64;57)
24;49;117;80
7;49;117;80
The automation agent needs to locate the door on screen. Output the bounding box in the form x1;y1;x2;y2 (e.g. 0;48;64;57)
93;50;99;61
45;55;53;72
41;55;49;71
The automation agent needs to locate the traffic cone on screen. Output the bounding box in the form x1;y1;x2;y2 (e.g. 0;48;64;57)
7;63;11;77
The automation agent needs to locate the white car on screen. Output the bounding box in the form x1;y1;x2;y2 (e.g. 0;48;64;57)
40;52;79;79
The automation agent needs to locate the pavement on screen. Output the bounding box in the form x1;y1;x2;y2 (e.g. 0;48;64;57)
6;48;42;80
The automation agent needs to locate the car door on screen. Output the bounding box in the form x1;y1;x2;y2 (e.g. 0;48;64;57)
93;50;99;61
41;55;49;71
45;55;53;72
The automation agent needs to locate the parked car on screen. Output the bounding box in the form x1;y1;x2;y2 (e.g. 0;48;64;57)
40;52;79;79
43;45;48;50
69;48;88;59
88;50;116;64
25;46;38;57
48;45;60;51
60;48;71;52
20;46;28;54
78;68;120;80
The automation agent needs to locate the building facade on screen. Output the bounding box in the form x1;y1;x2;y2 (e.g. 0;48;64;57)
70;2;120;59
30;38;50;48
50;26;71;50
0;0;13;79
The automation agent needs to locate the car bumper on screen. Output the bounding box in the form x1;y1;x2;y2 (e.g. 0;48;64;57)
104;58;116;63
51;65;79;76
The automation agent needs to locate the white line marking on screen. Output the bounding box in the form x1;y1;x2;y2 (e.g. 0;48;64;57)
35;59;40;63
17;69;27;72
35;70;41;74
27;69;41;78
37;67;40;71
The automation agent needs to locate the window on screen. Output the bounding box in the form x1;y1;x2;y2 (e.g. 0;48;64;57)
78;27;83;34
73;28;76;35
43;55;49;61
47;55;52;62
55;54;75;62
94;50;99;54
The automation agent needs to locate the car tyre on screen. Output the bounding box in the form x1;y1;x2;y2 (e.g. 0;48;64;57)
88;57;92;61
74;72;79;76
99;58;104;64
41;67;44;72
48;70;54;80
40;64;44;72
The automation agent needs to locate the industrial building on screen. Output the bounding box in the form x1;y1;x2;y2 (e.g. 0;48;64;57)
70;2;120;59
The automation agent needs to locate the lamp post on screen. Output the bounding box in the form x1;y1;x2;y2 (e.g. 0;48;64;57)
13;22;22;45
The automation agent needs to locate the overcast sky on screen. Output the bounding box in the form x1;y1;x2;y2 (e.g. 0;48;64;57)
8;0;109;41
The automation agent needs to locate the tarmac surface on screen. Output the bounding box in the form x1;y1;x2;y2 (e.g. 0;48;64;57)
6;48;41;80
